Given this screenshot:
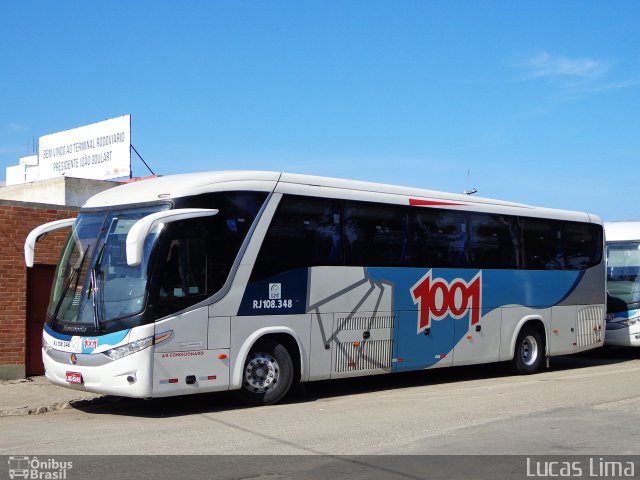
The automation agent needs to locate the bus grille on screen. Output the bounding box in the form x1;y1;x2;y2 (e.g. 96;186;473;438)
333;313;394;373
334;339;393;372
576;305;604;348
336;315;395;331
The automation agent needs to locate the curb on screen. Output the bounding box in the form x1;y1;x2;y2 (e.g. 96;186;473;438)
0;396;109;417
0;377;109;417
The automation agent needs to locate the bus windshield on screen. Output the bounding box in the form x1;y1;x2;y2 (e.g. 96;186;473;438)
607;241;640;311
48;204;169;333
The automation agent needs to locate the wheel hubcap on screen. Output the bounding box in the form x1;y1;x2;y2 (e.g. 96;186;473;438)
521;335;539;366
244;352;279;393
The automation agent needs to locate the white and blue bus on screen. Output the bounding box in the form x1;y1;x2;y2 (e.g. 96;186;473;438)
25;171;605;405
605;221;640;347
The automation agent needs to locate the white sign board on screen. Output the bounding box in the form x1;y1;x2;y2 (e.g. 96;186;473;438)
38;115;131;181
6;164;26;186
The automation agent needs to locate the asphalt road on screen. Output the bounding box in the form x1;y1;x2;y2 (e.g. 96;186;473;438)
1;348;639;458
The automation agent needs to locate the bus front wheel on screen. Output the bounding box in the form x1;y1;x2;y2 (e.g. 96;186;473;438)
236;339;294;406
512;325;545;374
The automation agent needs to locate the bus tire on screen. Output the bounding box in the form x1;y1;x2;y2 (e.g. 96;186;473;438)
512;325;544;374
236;339;294;406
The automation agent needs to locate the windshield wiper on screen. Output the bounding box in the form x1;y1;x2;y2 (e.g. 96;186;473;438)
51;244;90;330
88;243;106;333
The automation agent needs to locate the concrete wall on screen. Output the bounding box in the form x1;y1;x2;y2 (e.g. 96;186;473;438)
0;176;120;207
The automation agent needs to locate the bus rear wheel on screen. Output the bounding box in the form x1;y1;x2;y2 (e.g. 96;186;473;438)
512;325;545;374
236;339;294;406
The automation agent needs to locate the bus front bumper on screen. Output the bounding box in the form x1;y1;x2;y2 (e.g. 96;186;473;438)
604;322;640;347
42;346;154;398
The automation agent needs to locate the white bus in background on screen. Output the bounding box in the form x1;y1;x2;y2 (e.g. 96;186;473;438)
605;221;640;346
25;171;606;406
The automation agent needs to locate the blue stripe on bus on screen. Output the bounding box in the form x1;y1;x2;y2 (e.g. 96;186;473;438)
44;323;131;353
238;269;309;316
239;266;586;370
366;267;583;370
366;268;583;314
79;329;130;353
239;267;583;318
43;323;73;341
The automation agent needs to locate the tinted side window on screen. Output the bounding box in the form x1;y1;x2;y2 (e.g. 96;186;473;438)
521;218;564;270
412;209;467;268
344;202;410;267
564;222;603;269
152;217;223;318
469;213;518;269
252;196;342;279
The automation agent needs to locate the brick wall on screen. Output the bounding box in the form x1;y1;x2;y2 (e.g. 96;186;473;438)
0;201;79;379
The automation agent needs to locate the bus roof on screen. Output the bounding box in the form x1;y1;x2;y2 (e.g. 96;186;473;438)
82;170;600;223
605;221;640;242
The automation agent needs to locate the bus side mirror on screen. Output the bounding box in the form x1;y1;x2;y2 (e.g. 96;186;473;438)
125;208;219;266
24;218;76;268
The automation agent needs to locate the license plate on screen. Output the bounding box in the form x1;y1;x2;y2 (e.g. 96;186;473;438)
66;371;83;384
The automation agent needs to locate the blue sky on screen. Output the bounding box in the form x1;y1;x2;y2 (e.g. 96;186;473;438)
1;1;639;220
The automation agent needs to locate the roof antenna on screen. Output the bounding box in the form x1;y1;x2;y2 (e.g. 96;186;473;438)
463;169;477;195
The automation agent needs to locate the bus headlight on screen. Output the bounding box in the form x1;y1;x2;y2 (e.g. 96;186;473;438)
103;336;154;361
101;331;172;361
